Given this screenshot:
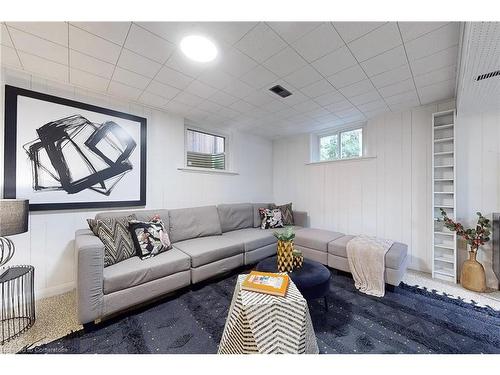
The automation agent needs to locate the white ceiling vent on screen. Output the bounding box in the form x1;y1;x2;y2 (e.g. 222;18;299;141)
476;70;500;81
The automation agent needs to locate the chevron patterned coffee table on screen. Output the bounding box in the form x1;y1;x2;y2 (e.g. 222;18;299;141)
218;274;319;354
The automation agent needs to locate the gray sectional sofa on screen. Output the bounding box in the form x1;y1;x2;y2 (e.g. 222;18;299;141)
76;202;408;325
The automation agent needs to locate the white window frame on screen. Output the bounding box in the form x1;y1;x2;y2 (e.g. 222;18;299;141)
310;122;366;163
183;124;231;172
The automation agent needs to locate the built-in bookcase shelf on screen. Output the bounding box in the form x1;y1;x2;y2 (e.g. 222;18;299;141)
432;109;457;283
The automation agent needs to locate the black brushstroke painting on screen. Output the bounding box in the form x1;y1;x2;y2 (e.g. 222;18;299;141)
4;85;147;211
23;114;136;196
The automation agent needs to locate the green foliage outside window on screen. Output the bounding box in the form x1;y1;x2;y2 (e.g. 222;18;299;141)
319;128;362;161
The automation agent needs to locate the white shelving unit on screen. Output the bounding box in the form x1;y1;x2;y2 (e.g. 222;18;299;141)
431;109;457;283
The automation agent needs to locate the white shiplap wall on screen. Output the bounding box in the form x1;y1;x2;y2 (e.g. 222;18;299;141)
273;100;455;273
0;67;274;299
456;109;500;289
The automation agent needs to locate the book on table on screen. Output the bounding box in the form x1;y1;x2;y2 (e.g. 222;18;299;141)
241;271;289;297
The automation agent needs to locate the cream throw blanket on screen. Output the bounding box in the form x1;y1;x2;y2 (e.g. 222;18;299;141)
346;235;394;297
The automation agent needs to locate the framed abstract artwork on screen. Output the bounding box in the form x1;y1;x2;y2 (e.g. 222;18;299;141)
3;85;147;211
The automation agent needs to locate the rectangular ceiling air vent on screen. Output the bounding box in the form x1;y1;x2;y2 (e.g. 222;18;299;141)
476;70;500;81
269;85;292;98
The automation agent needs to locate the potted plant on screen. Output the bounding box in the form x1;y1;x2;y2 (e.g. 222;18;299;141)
439;209;491;292
273;226;295;272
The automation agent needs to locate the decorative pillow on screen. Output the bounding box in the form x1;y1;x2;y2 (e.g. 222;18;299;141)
270;202;294;225
128;215;172;260
87;215;137;267
259;208;284;229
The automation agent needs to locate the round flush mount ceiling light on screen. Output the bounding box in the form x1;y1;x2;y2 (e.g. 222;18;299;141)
180;35;217;63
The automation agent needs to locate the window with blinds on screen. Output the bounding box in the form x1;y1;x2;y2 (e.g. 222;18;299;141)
186;128;226;170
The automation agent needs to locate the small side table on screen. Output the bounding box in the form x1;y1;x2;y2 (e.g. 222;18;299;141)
0;265;35;345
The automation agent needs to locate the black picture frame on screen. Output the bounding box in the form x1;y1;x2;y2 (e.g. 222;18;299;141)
3;85;147;211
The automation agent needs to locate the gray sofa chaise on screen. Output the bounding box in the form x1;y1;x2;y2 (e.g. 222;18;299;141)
76;203;408;325
76;203;306;325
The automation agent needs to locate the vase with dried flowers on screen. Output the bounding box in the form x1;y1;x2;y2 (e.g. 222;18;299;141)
439;208;490;292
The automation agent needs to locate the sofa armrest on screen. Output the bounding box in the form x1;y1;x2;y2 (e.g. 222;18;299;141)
75;229;105;324
293;210;308;227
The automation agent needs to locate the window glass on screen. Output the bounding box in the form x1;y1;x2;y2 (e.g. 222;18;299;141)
340;128;362;159
319;134;339;161
186;129;225;170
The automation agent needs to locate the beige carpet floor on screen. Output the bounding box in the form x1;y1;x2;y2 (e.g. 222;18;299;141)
0;269;498;354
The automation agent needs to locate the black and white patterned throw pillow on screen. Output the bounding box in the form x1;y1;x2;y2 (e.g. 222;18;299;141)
128;215;172;260
259;208;284;229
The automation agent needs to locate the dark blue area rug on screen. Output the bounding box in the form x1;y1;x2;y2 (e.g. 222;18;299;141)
21;268;500;354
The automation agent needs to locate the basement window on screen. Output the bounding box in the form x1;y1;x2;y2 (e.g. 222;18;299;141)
185;128;226;170
317;127;363;162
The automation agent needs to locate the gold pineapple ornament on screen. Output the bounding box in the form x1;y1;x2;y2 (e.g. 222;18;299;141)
292;249;304;270
274;226;296;273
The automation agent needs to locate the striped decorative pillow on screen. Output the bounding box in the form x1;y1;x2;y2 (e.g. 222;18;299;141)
87;215;137;267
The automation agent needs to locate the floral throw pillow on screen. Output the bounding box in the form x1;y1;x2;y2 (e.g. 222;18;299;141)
270;202;294;225
128;215;172;260
259;208;284;229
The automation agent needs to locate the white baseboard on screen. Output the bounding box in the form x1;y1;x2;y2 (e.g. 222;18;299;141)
35;282;75;300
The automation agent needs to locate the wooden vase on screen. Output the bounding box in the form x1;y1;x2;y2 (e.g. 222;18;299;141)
460;250;487;292
277;240;294;272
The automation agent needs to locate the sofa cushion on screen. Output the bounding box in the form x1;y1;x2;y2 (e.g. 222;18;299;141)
103;249;191;294
169;206;222;243
96;209;170;231
217;203;253;233
222;228;277;251
173;236;244;268
328;236;408;269
252;203;271;227
294;228;345;252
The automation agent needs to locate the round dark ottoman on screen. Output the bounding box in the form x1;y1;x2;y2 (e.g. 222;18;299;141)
256;256;331;309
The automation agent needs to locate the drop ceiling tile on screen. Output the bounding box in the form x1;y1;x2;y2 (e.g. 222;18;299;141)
327;65;368;89
335;107;363;119
314;113;340;124
69;25;121;64
125;24;174;64
292;23;344;62
8;22;68;46
9;27;68;64
384;89;419;105
18;52;68;82
197;22;258;46
164;51;209;78
410;45;458;76
69;50;115;79
267;22;321;44
300;79;335;98
324;100;354;113
398;22;450;42
370;64;412;88
164;100;193;116
348;23;402;62
229;99;256;113
363;107;389;119
218;106;241;119
175;91;204;106
197;69;233;90
218;47;258;77
146;80;180;99
134;22;191;44
360;45;407;77
378;78;415;98
311;46;357;77
1;24;13;47
313;90;345;106
388;97;420;112
405;22;459;61
138;91;169;108
417;79;455;105
155;65;194;90
71;22;130;45
356;98;388;112
222;78;255;99
261;99;289;113
112;67;150;90
234;22;287;63
262;47;307;77
283;65;323;89
240;65;278;89
208;90;239;106
304;107;330;119
197;99;223;114
184;80;219;99
275;88;309;106
333;22;387;43
348;90;381;106
117;48;162;78
244;90;275;106
1;45;21;67
414;64;456;88
70;68;109;91
293;100;322;113
339;79;374;97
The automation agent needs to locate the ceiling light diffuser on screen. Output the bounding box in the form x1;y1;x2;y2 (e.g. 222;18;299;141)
180;35;217;63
